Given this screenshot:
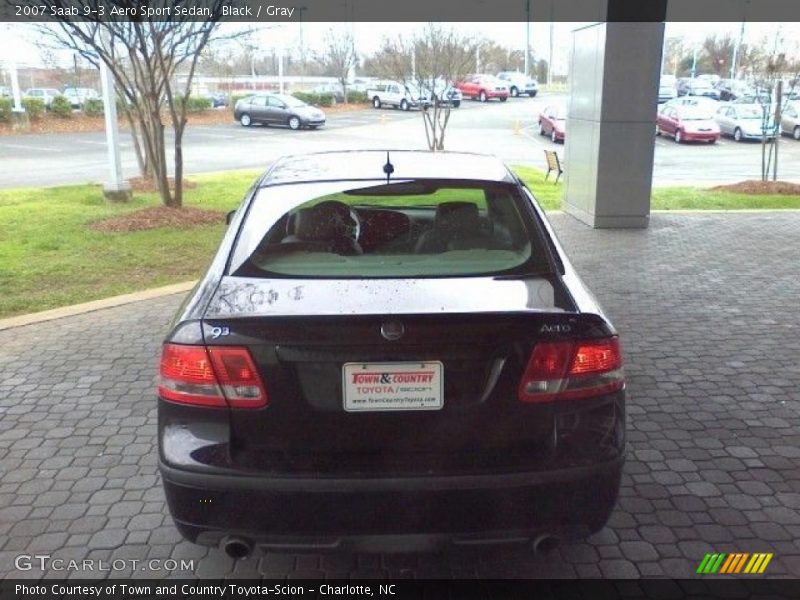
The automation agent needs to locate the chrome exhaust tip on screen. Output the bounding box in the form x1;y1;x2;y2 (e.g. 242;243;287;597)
221;536;254;559
531;534;560;555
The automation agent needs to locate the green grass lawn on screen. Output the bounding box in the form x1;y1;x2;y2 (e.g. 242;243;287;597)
0;170;260;318
514;165;800;211
0;166;798;319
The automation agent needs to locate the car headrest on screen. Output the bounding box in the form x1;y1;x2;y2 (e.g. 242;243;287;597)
435;202;480;234
293;200;353;241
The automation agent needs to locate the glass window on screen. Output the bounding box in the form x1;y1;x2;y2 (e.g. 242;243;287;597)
736;106;763;119
231;180;550;279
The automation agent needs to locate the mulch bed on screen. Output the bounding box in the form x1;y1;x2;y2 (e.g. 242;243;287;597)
89;206;225;233
127;177;197;194
0;103;370;136
711;180;800;195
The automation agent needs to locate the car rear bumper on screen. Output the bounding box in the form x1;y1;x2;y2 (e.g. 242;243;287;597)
160;456;623;552
740;131;775;140
683;132;719;141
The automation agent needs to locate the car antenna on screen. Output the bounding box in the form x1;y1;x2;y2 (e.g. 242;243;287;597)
382;152;394;184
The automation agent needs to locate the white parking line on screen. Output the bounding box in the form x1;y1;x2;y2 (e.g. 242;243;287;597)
330;119;369;125
191;132;237;139
1;143;63;153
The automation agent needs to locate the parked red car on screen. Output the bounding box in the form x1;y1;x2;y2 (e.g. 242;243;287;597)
539;105;566;143
656;105;719;144
456;74;509;102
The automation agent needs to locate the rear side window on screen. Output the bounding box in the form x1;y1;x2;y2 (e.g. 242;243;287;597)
232;180;550;279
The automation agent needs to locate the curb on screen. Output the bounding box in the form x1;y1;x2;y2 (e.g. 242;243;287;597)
0;281;197;332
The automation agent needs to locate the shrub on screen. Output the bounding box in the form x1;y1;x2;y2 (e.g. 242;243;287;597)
0;97;12;122
346;90;368;104
22;97;45;119
292;92;335;107
50;95;73;118
186;96;211;113
83;97;104;117
291;91;312;105
231;94;251;106
173;95;212;113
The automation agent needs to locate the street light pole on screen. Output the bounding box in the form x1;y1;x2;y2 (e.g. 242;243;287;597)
524;0;530;77
298;6;308;86
547;17;554;85
731;20;745;79
99;57;131;202
251;54;256;90
9;59;23;113
278;46;284;94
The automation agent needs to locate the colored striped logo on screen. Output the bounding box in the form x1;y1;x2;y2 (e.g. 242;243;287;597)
697;553;773;574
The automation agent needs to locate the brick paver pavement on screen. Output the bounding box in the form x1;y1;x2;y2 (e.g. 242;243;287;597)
1;212;799;579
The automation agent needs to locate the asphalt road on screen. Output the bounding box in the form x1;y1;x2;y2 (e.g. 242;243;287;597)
1;94;799;188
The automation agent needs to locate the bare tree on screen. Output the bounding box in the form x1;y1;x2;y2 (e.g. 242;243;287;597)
319;28;358;103
35;0;238;207
701;34;736;76
663;36;686;76
370;24;478;151
753;55;800;182
474;41;524;74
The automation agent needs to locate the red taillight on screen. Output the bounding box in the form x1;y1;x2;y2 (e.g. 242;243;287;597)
518;337;624;403
569;338;621;375
207;346;268;408
158;344;268;409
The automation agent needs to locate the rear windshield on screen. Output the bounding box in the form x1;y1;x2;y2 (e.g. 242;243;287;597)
736;107;763;119
681;107;715;120
230;179;550;278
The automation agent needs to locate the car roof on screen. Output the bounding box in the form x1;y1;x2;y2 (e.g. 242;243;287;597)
261;151;514;186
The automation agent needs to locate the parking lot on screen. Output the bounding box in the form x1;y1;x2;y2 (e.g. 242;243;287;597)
2;94;800;188
1;211;798;580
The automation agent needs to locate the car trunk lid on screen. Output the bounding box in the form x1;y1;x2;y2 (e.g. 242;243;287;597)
201;275;598;475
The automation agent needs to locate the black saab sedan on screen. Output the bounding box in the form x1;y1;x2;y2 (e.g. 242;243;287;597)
158;150;626;557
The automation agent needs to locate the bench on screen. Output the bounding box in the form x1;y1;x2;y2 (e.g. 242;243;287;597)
544;150;564;184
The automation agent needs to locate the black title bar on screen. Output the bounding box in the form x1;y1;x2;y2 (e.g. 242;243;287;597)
3;579;800;600
0;0;796;23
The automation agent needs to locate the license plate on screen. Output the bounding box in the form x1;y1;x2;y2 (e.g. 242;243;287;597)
342;362;444;412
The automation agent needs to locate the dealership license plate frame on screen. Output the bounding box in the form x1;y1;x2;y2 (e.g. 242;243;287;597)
342;361;444;412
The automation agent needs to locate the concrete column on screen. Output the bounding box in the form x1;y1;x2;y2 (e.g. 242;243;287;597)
562;21;664;228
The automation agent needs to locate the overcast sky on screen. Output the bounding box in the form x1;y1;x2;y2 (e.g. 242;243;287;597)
1;21;796;75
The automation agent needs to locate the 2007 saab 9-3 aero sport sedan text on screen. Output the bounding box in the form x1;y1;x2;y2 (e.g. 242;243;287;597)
157;150;626;557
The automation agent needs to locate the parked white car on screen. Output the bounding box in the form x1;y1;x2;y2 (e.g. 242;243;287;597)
421;79;462;108
496;71;538;97
63;87;99;109
715;104;775;142
24;88;62;108
366;81;426;111
781;102;800;140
